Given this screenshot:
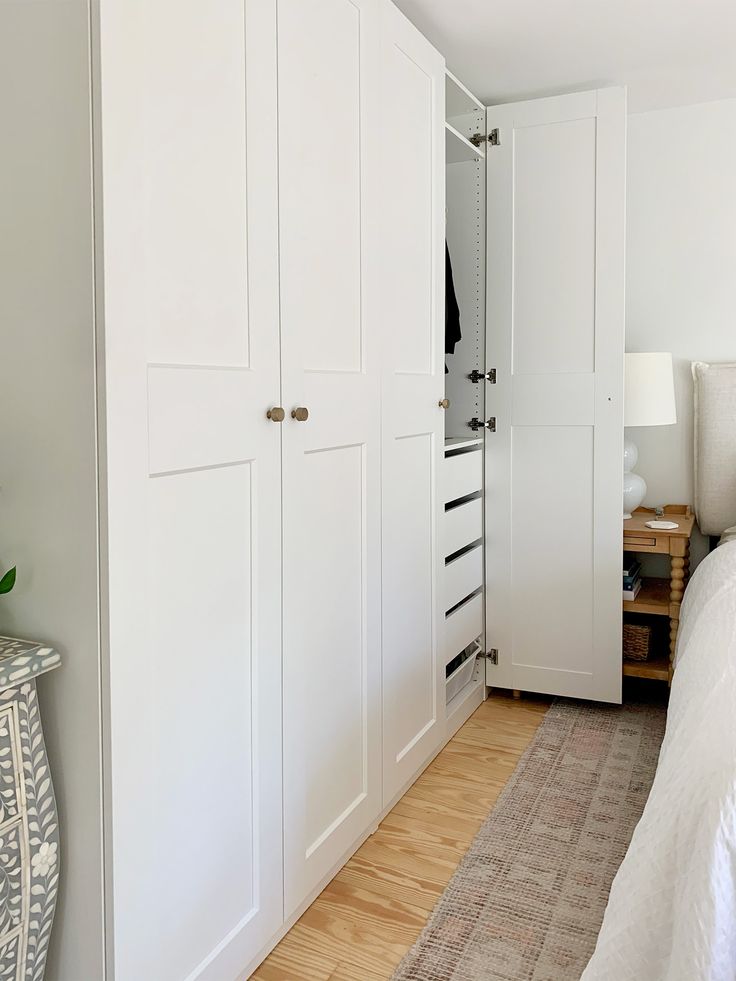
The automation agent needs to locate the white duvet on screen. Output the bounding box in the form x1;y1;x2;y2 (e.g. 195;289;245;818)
582;541;736;981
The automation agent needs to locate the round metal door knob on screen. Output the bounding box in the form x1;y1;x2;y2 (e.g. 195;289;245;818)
267;406;285;422
438;398;450;409
291;407;309;422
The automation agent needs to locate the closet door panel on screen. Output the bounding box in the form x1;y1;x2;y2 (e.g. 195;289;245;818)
98;1;283;978
485;89;625;703
381;1;446;806
276;0;363;374
147;466;259;975
512;118;596;375
143;0;251;366
278;0;383;917
384;433;435;761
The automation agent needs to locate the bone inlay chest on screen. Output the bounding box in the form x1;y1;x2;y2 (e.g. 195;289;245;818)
0;639;61;981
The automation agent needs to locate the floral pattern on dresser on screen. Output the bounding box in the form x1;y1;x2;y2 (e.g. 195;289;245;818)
0;639;61;981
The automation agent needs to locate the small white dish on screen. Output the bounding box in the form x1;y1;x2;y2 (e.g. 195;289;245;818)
645;520;679;530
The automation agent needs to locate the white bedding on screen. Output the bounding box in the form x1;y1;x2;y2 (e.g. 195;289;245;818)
582;541;736;981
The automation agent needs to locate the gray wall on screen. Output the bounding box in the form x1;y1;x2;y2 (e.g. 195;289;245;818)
627;97;736;568
0;3;105;978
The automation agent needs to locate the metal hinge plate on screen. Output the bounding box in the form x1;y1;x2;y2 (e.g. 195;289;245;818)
489;128;500;146
469;132;487;147
469;416;496;432
469;368;497;384
488;648;499;665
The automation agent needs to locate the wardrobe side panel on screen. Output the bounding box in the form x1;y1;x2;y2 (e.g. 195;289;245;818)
96;2;284;978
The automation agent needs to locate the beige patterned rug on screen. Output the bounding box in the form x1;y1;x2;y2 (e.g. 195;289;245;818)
392;699;667;981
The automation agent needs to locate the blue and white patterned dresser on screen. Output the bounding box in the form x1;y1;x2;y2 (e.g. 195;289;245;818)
0;639;61;981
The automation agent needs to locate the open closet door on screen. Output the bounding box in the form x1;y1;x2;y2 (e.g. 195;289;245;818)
485;89;625;703
380;0;446;805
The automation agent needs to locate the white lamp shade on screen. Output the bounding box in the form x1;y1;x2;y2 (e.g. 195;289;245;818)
624;352;677;427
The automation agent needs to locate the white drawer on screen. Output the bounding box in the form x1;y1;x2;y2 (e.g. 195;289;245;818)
443;449;482;505
443;591;483;666
446;649;480;704
444;544;483;613
443;497;482;558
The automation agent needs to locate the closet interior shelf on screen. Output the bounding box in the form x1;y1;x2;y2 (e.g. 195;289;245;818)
445;122;485;164
445;69;484;118
445;435;483;452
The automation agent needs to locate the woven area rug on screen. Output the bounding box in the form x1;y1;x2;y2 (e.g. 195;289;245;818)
392;698;667;981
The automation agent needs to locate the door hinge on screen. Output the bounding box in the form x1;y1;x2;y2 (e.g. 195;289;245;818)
469;132;487;147
468;368;497;384
488;648;499;665
489;128;500;146
470;416;496;433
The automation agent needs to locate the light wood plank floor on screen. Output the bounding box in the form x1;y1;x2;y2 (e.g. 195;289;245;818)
252;692;550;981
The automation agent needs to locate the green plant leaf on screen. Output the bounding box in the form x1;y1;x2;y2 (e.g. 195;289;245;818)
0;568;16;595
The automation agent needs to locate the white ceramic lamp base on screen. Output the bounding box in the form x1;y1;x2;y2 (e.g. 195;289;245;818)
623;437;646;519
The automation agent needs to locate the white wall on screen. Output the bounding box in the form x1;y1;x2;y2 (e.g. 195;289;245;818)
627;97;736;566
0;3;105;979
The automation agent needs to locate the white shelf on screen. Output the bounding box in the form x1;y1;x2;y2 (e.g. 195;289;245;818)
445;69;484;118
445;435;483;453
445;122;484;164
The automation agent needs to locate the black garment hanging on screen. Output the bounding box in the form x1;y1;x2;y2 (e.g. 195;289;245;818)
445;243;461;373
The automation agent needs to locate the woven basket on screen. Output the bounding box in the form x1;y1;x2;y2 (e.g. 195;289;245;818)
623;622;652;661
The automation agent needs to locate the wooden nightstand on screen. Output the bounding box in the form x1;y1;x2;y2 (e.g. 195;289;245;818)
622;505;695;684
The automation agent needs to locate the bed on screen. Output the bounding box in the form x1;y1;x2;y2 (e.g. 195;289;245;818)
582;360;736;981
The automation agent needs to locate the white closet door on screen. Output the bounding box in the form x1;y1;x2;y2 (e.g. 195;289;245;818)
278;0;383;916
97;1;283;978
381;0;446;805
485;89;625;703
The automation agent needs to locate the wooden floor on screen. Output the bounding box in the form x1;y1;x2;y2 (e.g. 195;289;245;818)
252;692;550;981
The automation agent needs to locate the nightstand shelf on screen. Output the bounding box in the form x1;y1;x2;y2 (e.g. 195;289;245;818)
623;577;670;615
622;655;670;682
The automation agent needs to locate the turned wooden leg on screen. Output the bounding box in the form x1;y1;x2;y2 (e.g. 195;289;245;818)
512;689;521;700
668;618;678;684
669;555;686;606
669;550;686;684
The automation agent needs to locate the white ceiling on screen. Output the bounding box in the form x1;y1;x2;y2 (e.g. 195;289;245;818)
394;0;736;113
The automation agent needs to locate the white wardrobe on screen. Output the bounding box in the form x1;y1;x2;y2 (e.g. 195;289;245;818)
92;1;625;978
96;0;447;978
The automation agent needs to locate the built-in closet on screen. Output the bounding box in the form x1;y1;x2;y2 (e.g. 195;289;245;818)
84;2;626;978
441;73;489;737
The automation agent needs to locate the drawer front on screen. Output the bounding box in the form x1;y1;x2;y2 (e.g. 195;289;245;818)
443;591;483;666
443;498;482;559
623;535;668;554
446;650;479;704
444;545;483;613
443;450;482;505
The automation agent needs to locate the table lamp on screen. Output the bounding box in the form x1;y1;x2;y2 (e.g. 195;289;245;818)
624;352;677;519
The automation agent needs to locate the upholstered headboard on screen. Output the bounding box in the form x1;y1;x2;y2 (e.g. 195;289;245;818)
693;361;736;536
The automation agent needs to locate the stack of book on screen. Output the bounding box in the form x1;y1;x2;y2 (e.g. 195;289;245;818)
623;554;642;600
